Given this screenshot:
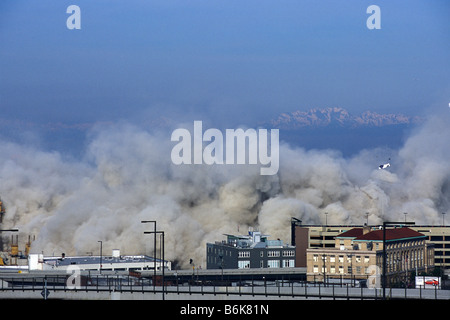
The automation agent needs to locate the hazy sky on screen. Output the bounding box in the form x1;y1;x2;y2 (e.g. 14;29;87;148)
0;0;449;128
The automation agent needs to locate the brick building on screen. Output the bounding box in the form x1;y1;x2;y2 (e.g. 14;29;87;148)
306;226;434;285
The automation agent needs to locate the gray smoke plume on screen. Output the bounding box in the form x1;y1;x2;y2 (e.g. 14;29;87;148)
0;109;448;268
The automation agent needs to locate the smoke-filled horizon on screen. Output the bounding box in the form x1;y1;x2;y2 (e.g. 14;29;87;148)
0;109;449;268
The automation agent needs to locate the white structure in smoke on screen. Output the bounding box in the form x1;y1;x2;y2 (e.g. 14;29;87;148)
28;249;171;272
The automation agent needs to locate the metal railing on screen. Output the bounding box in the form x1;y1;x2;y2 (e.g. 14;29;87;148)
0;274;448;300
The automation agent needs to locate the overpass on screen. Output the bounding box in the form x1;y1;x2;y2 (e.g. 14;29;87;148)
0;268;448;300
136;267;307;284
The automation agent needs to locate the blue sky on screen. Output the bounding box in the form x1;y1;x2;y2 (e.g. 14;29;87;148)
0;0;449;129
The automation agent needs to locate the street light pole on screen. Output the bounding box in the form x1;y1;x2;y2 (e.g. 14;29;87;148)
98;240;102;274
141;220;157;291
144;230;165;300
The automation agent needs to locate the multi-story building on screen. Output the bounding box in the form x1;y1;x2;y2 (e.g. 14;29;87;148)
305;226;434;285
293;224;449;270
206;229;296;270
412;226;449;269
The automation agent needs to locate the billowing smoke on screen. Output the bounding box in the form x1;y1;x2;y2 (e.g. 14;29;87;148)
0;110;449;268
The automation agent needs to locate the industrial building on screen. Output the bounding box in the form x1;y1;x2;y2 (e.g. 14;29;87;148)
28;249;171;272
206;229;296;270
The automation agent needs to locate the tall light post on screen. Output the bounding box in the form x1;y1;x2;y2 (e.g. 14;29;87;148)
144;230;165;300
441;213;446;281
141;220;157;291
322;254;327;285
98;240;102;274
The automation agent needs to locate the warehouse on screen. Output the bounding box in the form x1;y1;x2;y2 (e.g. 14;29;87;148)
28;249;171;272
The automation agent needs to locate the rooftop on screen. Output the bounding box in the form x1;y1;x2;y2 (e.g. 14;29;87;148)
43;254;164;267
354;227;426;242
215;229;294;249
336;227;427;242
336;228;364;239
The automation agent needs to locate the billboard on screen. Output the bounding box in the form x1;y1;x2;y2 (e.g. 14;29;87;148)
415;276;441;289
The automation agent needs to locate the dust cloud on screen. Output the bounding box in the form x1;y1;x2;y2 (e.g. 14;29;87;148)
0;110;448;268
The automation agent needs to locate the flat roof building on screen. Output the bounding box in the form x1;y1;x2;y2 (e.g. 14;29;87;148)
206;229;296;270
28;249;171;272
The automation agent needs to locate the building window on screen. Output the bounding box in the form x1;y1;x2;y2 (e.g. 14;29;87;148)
238;251;250;258
268;260;280;268
283;250;295;257
283;259;295;268
268;251;280;257
238;261;250;269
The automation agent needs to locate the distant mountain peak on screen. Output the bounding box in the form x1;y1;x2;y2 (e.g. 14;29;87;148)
267;107;423;129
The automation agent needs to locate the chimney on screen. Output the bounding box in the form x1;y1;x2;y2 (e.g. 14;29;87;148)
363;224;371;235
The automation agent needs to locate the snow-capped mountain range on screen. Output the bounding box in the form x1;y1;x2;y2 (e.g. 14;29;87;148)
0;107;423;156
267;107;423;130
